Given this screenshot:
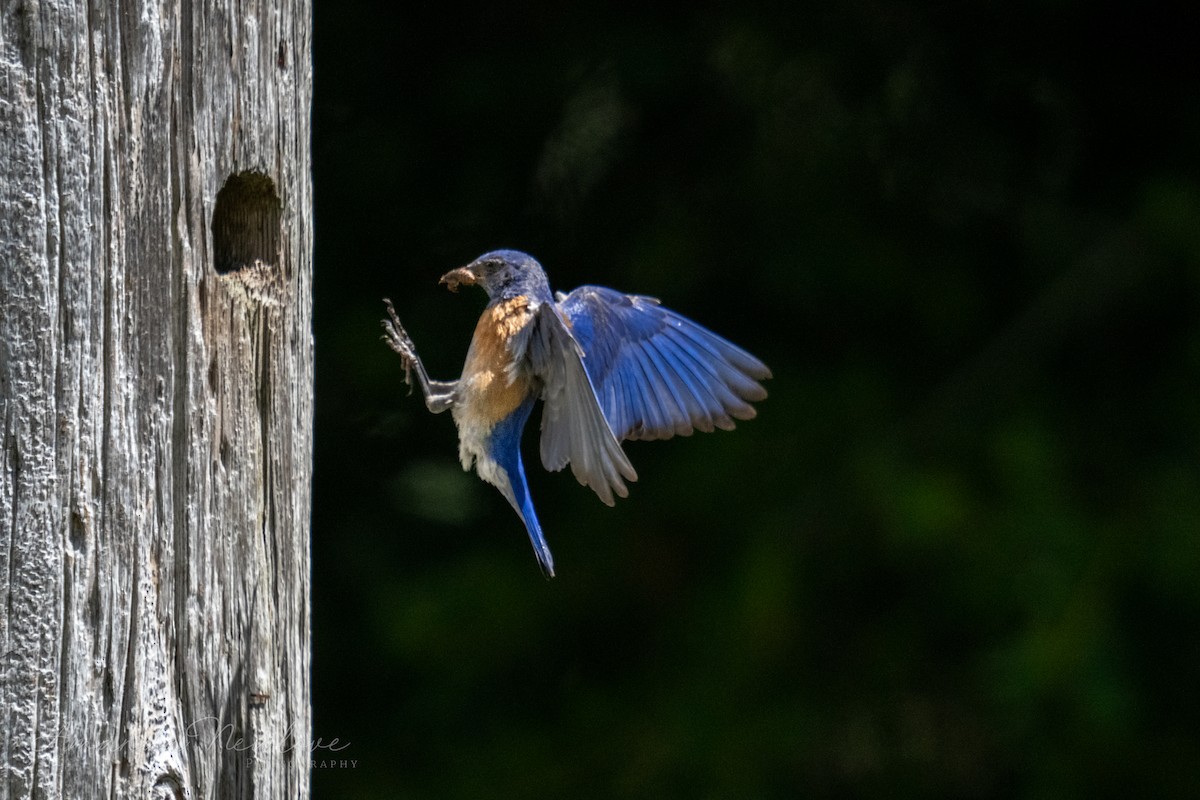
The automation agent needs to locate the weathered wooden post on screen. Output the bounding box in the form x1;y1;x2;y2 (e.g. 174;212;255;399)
0;1;313;797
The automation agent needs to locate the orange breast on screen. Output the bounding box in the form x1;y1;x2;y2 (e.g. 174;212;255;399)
458;297;535;422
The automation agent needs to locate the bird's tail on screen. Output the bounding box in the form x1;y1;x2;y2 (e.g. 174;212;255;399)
515;492;555;579
501;456;554;578
491;398;556;578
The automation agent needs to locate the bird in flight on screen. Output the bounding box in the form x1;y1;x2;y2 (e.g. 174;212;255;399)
382;249;771;577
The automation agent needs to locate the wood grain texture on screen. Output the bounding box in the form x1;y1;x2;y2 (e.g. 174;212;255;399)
0;1;313;797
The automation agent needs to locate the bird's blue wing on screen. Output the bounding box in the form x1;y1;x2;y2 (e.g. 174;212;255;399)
529;302;638;506
555;286;771;442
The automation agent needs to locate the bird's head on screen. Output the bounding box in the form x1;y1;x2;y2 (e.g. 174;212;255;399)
439;249;550;300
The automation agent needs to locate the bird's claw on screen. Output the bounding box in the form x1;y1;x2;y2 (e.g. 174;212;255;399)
381;297;417;395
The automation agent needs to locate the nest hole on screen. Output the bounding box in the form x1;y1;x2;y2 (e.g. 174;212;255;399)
212;171;282;276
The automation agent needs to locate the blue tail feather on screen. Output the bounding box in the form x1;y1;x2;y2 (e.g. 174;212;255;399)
489;397;556;578
513;476;555;578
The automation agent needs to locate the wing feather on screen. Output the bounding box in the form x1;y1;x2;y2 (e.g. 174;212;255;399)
557;286;771;443
529;303;637;506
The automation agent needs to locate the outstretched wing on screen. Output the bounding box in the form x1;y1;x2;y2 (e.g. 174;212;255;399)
528;302;638;506
556;286;771;442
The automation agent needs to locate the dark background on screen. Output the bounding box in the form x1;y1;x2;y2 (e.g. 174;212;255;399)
310;2;1199;797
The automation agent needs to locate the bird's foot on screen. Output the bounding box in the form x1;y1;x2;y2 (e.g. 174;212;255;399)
381;298;418;393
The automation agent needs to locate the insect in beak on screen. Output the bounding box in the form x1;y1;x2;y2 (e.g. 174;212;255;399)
438;266;478;292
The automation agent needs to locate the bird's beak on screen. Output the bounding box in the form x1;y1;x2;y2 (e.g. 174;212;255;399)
439;266;478;293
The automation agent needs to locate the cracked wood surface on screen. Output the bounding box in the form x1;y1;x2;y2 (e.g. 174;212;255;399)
0;1;313;797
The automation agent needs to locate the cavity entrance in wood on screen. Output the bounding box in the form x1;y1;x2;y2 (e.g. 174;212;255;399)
212;171;282;276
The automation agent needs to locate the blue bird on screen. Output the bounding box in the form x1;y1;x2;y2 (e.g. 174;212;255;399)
382;250;771;577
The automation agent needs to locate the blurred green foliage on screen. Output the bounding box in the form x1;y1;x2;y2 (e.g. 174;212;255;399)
311;2;1200;797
